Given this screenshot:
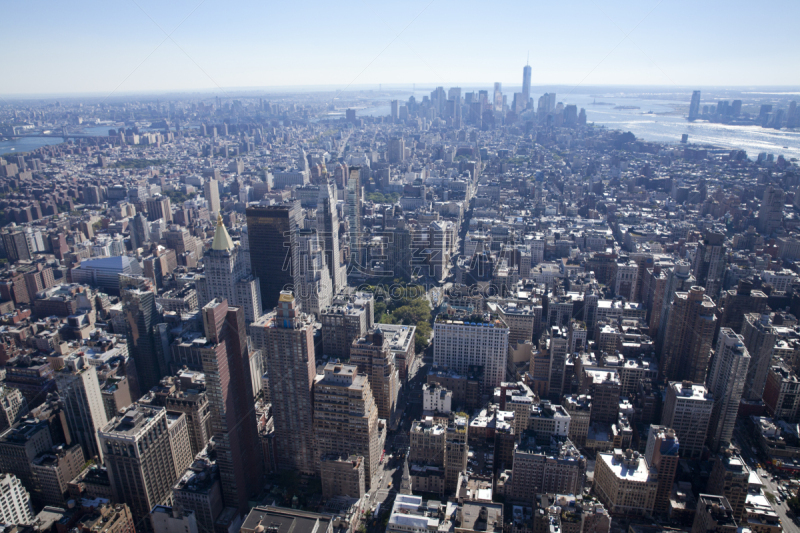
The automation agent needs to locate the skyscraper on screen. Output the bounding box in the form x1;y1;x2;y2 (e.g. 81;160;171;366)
350;329;400;422
707;452;750;522
0;387;27;431
317;180;347;294
444;414;468;493
347;167;362;269
313;363;382;488
199;299;264;513
689;90;701;121
693;231;727;301
320;291;374;359
100;405;192;529
757;185;785;235
246;200;301;311
661;382;713;459
660;286;717;383
55;355;108;463
197;216;263;324
493;82;503;112
391;100;399;122
387;224;413;280
645;426;679;513
130;213;151;250
433;311;509;394
0;474;33;525
741;313;778;401
298;148;309;172
522;64;531;109
548;327;569;401
1;230;32;264
707;328;750;451
388;139;405;163
718;279;768;333
204;179;221;216
430;86;446;116
146;195;172;223
654;261;696;355
0;419;53;500
295;228;332;316
122;288;169;395
250;292;317;475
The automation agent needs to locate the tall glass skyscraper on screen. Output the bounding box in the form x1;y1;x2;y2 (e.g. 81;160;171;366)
689;90;701;121
122;288;168;395
522;64;531;108
245;199;301;311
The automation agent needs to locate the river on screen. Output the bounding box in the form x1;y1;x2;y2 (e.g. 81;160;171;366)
354;91;800;159
5;92;798;159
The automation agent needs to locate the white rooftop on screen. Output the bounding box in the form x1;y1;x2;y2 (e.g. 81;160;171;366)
599;452;653;483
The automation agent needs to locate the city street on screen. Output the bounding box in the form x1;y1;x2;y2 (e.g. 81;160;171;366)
732;423;800;533
364;357;427;527
752;465;800;533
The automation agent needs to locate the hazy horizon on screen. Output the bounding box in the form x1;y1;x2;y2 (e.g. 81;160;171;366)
2;84;799;102
1;0;798;97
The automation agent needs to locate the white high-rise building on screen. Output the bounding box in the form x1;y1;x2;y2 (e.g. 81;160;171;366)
196;216;263;324
347;167;362;269
204;179;221;216
0;474;33;525
55;355;109;462
661;381;714;460
707;328;750;451
433;313;509;393
298;148;309;172
295;228;333;316
317;180;347;293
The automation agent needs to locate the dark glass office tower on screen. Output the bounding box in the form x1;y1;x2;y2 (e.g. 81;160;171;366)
245;199;300;310
122;288;167;395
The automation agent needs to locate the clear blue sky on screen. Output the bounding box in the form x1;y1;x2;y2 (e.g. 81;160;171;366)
1;0;798;96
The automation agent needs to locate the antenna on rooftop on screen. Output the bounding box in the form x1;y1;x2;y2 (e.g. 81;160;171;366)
527;52;529;66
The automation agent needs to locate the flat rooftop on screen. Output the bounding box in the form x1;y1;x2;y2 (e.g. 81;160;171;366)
598;451;654;482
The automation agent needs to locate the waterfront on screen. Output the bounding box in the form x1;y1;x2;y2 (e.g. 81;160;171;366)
0;136;63;156
4;91;799;159
357;91;800;159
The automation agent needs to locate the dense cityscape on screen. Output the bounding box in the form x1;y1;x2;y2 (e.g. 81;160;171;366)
0;61;799;533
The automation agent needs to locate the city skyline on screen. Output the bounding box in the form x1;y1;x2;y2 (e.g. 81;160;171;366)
1;10;800;530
